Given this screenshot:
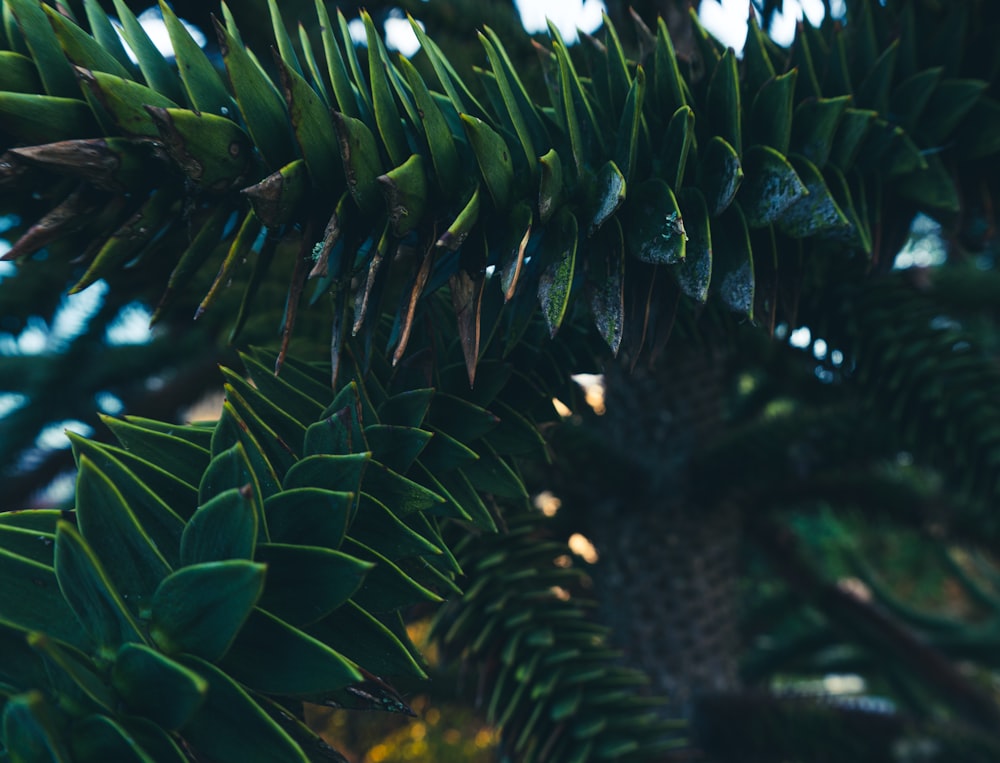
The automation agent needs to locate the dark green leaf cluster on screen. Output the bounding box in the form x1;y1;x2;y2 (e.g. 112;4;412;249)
434;514;684;763
0;331;563;761
2;0;998;377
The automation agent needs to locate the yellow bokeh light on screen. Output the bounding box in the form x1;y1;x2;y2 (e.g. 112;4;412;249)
568;533;599;563
533;490;562;517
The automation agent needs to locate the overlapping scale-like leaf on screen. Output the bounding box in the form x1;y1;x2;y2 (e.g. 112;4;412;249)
0;310;564;758
4;1;993;366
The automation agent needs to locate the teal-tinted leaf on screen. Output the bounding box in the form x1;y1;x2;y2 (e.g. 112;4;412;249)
407;14;484;118
68;435;185;564
437;186;480;251
297;20;329;107
159;0;232;116
777;154;851;239
28;633;115;712
894;153;960;213
743;13;776;93
307;601;426;679
181;487;258;565
176;655;310;763
305;404;367;458
70;715;156;763
749;70;796;155
953;97;1000;159
2;691;71;763
220;366;307;451
265;0;301;76
706;49;741;155
5;0;77;97
264;488;352;550
240;352;326;425
824;165;871;252
0;510;63;534
364;425;432;474
148;106;252;191
333;8;372;116
350;494;442;561
379;153;429;237
100;414;209;487
674;187;712;303
613;67;644;184
485;400;547;458
111;0;184;103
920;78;988;144
624;178;686;264
587;161;626;236
699;136;742;217
150;560;265;660
398;55;462;198
54;522;144;656
0;92;99;143
538;148;565;225
377;389;433;429
856;40;898;114
69;187;175;294
496;203;532;303
75;457;170;617
196;209;262;319
479;29;539;174
242;159;309;227
256;543;372;626
538;207;578;337
462;114;514;210
432;467;495;530
333;111;384;215
315;1;360;120
418;426;479;473
215;16;292;170
363;460;445;515
68;435;197;522
829;108;875;171
550;23;602;177
653;17;687;114
362;10;408;167
739;146;807;228
199;442;256;506
115;719;188;763
429;394;499;443
284;453;370;494
345;539;443;612
277;59;339;193
112;416;213;450
221;387;297;479
791;95;849;168
889;67;942;132
78;68;179;138
0;50;41;92
44;5;131;80
660;105;694;190
585;217;625;354
0;526;54;566
710;202;754;318
221;608;362;696
447;256;481;376
461;447;527;499
112;643;208;730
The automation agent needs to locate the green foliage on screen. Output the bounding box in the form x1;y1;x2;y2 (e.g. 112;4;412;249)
3;0;996;379
3;1;1000;761
434;514;685;762
0;326;572;760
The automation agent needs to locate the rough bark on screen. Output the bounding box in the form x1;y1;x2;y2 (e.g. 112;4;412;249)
554;343;744;716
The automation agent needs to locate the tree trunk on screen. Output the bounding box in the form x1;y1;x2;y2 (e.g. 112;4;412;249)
557;345;743;717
